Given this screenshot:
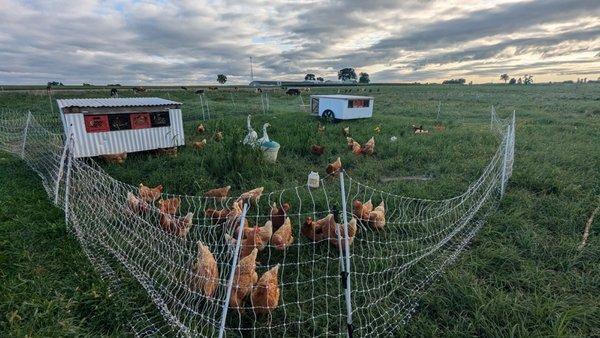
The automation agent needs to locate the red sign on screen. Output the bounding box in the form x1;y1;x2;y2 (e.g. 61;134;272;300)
84;115;109;133
130;113;151;129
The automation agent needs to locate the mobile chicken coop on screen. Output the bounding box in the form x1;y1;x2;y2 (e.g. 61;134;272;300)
57;97;184;158
310;94;374;120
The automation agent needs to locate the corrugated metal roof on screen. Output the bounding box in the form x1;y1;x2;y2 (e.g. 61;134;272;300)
310;94;373;100
57;97;181;109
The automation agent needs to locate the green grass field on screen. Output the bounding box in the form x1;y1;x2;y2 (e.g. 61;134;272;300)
1;84;599;336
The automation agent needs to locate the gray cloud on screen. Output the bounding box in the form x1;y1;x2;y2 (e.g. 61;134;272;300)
0;0;598;84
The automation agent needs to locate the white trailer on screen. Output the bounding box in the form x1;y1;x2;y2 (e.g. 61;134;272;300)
57;97;184;158
310;94;374;120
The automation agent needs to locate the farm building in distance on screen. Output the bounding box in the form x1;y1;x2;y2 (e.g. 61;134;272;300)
57;97;184;158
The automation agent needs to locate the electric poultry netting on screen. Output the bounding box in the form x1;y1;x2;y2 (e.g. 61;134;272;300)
0;108;514;337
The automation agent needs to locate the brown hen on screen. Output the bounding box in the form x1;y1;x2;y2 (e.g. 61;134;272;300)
251;264;280;314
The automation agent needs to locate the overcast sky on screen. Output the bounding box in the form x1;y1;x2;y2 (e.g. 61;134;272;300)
0;0;598;85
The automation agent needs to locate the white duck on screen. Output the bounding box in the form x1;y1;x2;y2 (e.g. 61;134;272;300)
243;115;258;146
256;123;271;146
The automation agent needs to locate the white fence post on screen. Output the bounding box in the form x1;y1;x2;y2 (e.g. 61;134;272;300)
63;136;74;224
205;94;211;120
20;111;32;158
53;137;71;205
500;125;510;196
199;94;206;121
490;105;495;131
218;203;249;338
339;171;354;337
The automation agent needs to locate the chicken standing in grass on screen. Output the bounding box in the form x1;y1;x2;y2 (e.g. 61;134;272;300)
139;183;163;202
230;248;259;311
353;199;373;223
251;264;280;314
271;217;294;250
204;186;230;202
190;241;219;298
205;208;230;224
158;197;181;215
243;220;273;252
346;137;355;150
193;139;207;150
342;126;350;136
351;140;362;155
310;145;325;156
324;218;358;249
238;187;264;204
301;214;335;241
126;192;149;214
270;202;290;230
361;137;375;155
326;157;342;176
159;212;194;238
214;131;223;142
197;123;205;133
369;201;386;230
101;152;127;164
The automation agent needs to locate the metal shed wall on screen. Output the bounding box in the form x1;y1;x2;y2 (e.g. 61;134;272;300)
57;98;185;158
62;109;184;158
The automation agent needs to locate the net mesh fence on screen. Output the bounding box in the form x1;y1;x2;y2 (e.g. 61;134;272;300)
0;107;515;337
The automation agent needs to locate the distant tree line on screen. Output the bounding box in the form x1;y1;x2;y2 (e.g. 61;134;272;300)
47;81;64;87
442;78;466;85
500;74;533;85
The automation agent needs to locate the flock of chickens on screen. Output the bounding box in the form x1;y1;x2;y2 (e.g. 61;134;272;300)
310;124;377;157
125;162;387;315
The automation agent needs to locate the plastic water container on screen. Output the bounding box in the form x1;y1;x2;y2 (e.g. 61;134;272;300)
261;141;280;163
307;171;320;188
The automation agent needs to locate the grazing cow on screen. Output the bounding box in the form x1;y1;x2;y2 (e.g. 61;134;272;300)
195;89;205;94
208;86;218;91
110;88;118;97
181;86;188;91
255;88;263;93
133;86;146;93
286;88;300;96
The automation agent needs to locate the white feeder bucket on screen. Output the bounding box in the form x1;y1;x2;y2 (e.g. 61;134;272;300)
307;171;320;188
261;141;280;163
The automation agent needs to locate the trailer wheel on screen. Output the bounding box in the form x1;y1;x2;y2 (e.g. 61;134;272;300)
321;110;336;123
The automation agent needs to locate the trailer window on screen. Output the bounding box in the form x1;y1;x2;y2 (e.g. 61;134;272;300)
348;99;370;108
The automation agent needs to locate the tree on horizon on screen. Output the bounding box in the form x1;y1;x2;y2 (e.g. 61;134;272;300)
359;72;370;84
304;73;316;81
338;68;357;81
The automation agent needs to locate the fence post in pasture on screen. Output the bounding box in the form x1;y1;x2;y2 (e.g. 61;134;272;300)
490;105;495;131
63;135;75;224
218;203;249;338
54;134;71;205
436;101;441;121
230;92;236;111
338;171;354;337
204;94;211;120
500;125;510;196
266;92;270;112
199;94;206;121
20;111;32;159
509;110;516;174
